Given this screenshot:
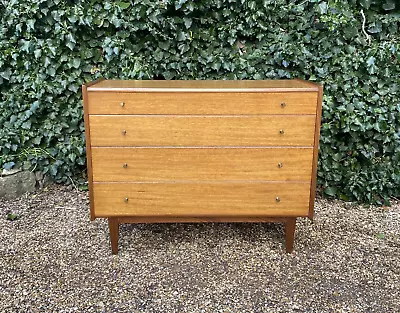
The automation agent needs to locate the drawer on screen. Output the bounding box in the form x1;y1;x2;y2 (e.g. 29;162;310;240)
93;182;311;217
89;115;316;147
87;92;317;115
91;147;314;182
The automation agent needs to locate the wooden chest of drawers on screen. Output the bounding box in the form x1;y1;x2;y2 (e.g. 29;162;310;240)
82;79;323;254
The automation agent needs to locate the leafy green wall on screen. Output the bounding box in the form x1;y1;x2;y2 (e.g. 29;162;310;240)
0;0;399;204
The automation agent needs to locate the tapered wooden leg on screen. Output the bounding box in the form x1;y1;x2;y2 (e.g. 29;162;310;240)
108;218;119;255
285;218;296;253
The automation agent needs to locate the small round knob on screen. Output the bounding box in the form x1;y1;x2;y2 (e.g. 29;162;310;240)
120;102;125;107
278;162;283;168
123;163;128;168
276;197;280;203
279;129;285;134
281;102;286;108
122;130;127;135
124;197;129;203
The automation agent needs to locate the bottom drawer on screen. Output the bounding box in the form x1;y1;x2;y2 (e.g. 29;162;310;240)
93;182;310;217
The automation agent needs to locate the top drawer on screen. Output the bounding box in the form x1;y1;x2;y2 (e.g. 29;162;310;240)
87;92;317;115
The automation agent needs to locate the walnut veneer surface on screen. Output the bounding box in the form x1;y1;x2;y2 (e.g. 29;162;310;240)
82;79;323;254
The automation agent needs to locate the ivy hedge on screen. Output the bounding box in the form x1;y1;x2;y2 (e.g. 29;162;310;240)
0;0;399;204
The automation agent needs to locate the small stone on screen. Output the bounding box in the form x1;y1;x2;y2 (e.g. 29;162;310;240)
0;170;36;199
1;168;22;176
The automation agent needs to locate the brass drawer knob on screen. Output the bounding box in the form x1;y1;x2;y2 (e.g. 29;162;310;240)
123;163;128;168
281;102;286;108
120;102;125;107
276;197;280;203
278;162;283;168
279;129;285;134
124;197;129;203
122;130;127;135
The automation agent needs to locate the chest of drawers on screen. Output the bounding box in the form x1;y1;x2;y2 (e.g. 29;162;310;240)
82;79;323;254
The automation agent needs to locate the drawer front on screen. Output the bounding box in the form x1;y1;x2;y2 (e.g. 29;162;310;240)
91;147;313;182
87;92;317;115
89;115;316;147
93;182;310;217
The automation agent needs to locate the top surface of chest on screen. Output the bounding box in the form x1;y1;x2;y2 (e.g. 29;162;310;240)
86;79;319;115
87;79;319;92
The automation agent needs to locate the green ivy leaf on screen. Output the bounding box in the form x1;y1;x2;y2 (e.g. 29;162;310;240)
0;68;11;80
367;56;375;66
21;121;31;130
116;2;131;10
376;233;385;239
324;187;337;196
34;49;42;58
65;34;76;50
148;13;158;24
318;2;328;14
26;19;35;31
68;153;76;162
3;162;15;170
177;29;187;41
72;58;81;69
20;40;31;52
6;213;20;221
47;67;56;76
183;17;192;29
382;1;395;10
79;185;89;191
360;0;372;9
50;164;58;176
175;0;188;10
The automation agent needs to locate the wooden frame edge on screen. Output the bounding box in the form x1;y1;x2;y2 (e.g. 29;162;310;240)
308;83;324;220
82;82;96;220
86;78;318;93
113;216;301;224
87;87;318;93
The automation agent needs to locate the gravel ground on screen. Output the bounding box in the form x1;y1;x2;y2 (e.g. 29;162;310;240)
0;185;399;313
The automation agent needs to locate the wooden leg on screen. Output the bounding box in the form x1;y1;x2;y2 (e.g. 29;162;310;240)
108;218;119;255
285;218;296;253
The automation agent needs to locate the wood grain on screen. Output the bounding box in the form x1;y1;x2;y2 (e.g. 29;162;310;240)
89;115;316;147
87;79;319;92
91;147;314;182
117;216;290;223
108;218;119;255
87;92;317;115
93;182;310;217
285;218;296;253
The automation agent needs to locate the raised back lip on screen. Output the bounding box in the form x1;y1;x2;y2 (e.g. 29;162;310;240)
86;79;320;93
